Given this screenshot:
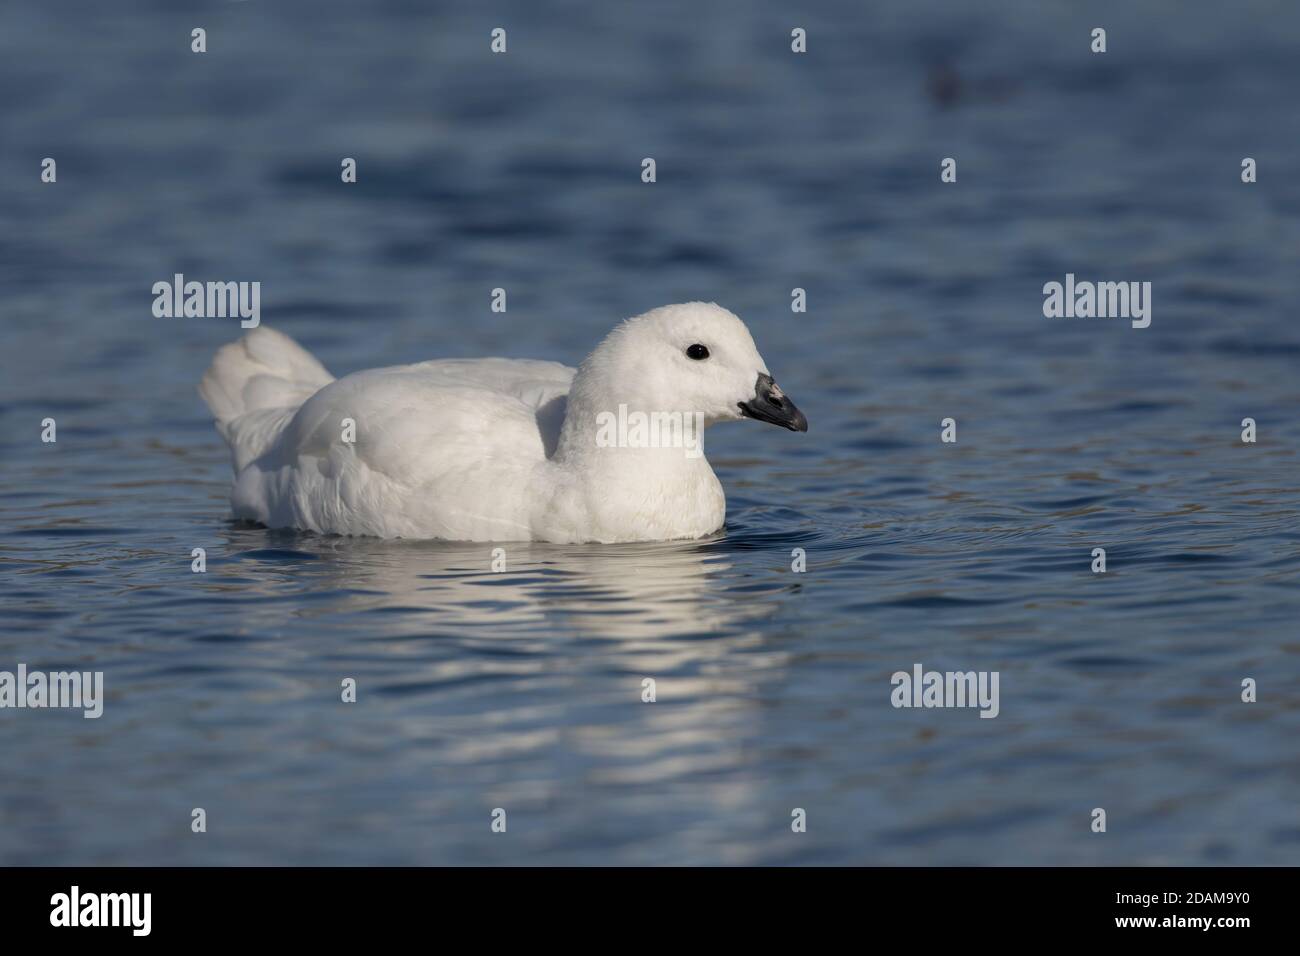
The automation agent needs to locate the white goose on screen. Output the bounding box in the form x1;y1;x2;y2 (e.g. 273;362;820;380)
198;302;806;542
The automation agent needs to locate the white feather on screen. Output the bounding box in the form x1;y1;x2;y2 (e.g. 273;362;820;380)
198;303;798;542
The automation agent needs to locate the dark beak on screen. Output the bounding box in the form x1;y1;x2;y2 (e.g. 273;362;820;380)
738;373;808;432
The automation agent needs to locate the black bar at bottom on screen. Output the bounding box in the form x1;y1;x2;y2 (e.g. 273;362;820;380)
0;866;1282;941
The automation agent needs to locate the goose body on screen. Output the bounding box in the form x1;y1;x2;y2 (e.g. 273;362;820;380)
198;302;806;542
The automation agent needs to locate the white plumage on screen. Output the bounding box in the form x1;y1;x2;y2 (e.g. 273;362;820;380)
198;302;806;542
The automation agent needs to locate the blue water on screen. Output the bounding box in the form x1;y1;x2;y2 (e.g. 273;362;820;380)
2;0;1298;864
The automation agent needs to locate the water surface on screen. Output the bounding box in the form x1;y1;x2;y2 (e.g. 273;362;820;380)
1;0;1298;864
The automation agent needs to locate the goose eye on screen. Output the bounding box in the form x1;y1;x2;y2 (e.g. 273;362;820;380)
686;344;710;360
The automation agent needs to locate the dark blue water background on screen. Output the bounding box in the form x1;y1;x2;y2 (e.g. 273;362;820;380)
1;0;1298;863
